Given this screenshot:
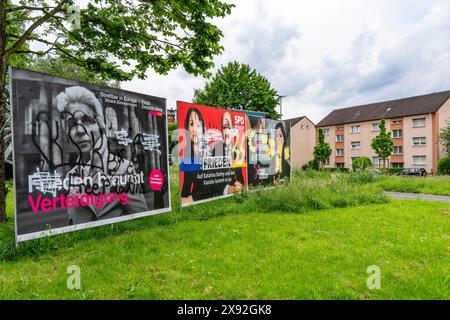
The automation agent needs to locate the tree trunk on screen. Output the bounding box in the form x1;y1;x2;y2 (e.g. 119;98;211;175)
0;0;7;223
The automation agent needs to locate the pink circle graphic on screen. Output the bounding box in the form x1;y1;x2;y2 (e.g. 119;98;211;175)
149;169;164;191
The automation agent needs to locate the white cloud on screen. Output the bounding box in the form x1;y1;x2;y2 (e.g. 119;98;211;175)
122;0;450;123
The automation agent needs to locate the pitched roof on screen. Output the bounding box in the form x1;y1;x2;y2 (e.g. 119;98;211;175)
317;90;450;127
286;116;315;127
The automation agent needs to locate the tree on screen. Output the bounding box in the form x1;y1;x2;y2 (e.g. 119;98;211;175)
194;62;280;119
352;157;372;171
28;56;120;87
440;120;450;156
0;0;234;223
371;119;393;169
313;128;332;169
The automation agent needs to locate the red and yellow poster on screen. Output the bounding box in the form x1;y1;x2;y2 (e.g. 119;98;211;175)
177;101;247;207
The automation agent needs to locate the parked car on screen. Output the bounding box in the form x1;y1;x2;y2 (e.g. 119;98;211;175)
396;168;428;177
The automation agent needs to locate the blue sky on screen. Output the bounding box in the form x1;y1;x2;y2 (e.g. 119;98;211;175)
119;0;450;123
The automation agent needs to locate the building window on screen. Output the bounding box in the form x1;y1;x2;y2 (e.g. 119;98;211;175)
412;137;426;146
350;125;361;133
412;156;426;166
351;141;361;149
392;163;404;168
323;128;330;136
336;149;344;156
372;157;380;166
392;119;403;124
336;135;344;142
336;126;344;130
392;129;403;138
412;118;426;128
336;163;345;168
393;146;403;155
372;123;380;131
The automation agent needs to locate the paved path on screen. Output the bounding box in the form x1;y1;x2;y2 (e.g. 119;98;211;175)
384;192;450;203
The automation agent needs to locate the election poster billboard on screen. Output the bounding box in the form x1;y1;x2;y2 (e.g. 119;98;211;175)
247;116;291;188
10;67;171;242
177;101;247;207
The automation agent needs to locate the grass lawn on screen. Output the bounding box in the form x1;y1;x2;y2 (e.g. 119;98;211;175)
376;175;450;196
0;170;448;299
0;200;448;299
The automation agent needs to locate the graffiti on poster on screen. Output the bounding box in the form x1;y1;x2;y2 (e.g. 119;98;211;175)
10;67;171;242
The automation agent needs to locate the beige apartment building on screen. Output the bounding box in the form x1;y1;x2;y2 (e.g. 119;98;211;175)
317;91;450;173
287;116;316;169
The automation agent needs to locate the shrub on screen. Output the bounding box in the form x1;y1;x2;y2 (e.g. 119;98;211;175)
306;159;319;171
437;157;450;175
352;157;372;171
386;168;404;175
344;172;378;184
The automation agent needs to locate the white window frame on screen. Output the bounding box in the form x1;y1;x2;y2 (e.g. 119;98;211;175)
371;123;380;132
372;157;380;166
350;141;361;150
392;119;403;124
336;135;344;142
392;129;403;138
336;149;344;156
350;125;361;134
323;128;330;136
393;146;403;155
412;118;426;128
412;156;426;166
412;137;426;147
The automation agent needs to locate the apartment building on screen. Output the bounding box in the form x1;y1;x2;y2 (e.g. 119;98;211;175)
286;116;316;169
317;91;450;173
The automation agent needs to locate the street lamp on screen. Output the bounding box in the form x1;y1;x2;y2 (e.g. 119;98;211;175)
276;94;287;120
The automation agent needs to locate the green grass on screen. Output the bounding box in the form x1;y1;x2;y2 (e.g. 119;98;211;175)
0;169;448;299
0;200;448;299
376;175;450;196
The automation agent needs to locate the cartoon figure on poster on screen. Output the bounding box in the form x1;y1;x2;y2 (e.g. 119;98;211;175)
178;102;247;206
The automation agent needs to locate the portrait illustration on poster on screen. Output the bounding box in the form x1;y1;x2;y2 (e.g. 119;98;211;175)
177;102;248;207
10;68;171;242
247;116;291;187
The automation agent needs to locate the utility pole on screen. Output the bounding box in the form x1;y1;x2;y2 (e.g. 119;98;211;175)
276;94;287;120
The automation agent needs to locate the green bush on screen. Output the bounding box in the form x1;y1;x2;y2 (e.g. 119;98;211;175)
352;157;372;171
305;159;319;170
344;172;378;184
386;168;404;175
324;167;350;173
437;157;450;175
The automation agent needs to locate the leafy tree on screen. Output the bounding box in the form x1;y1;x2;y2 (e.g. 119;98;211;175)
194;62;280;119
28;56;120;87
371;119;393;169
0;0;234;223
437;157;450;175
440;120;450;156
313;128;332;169
352;157;372;171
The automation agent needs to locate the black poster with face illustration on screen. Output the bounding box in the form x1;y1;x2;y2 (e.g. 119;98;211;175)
247;116;291;188
10;68;171;242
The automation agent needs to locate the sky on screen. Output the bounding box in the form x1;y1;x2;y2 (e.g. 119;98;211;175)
119;0;450;123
